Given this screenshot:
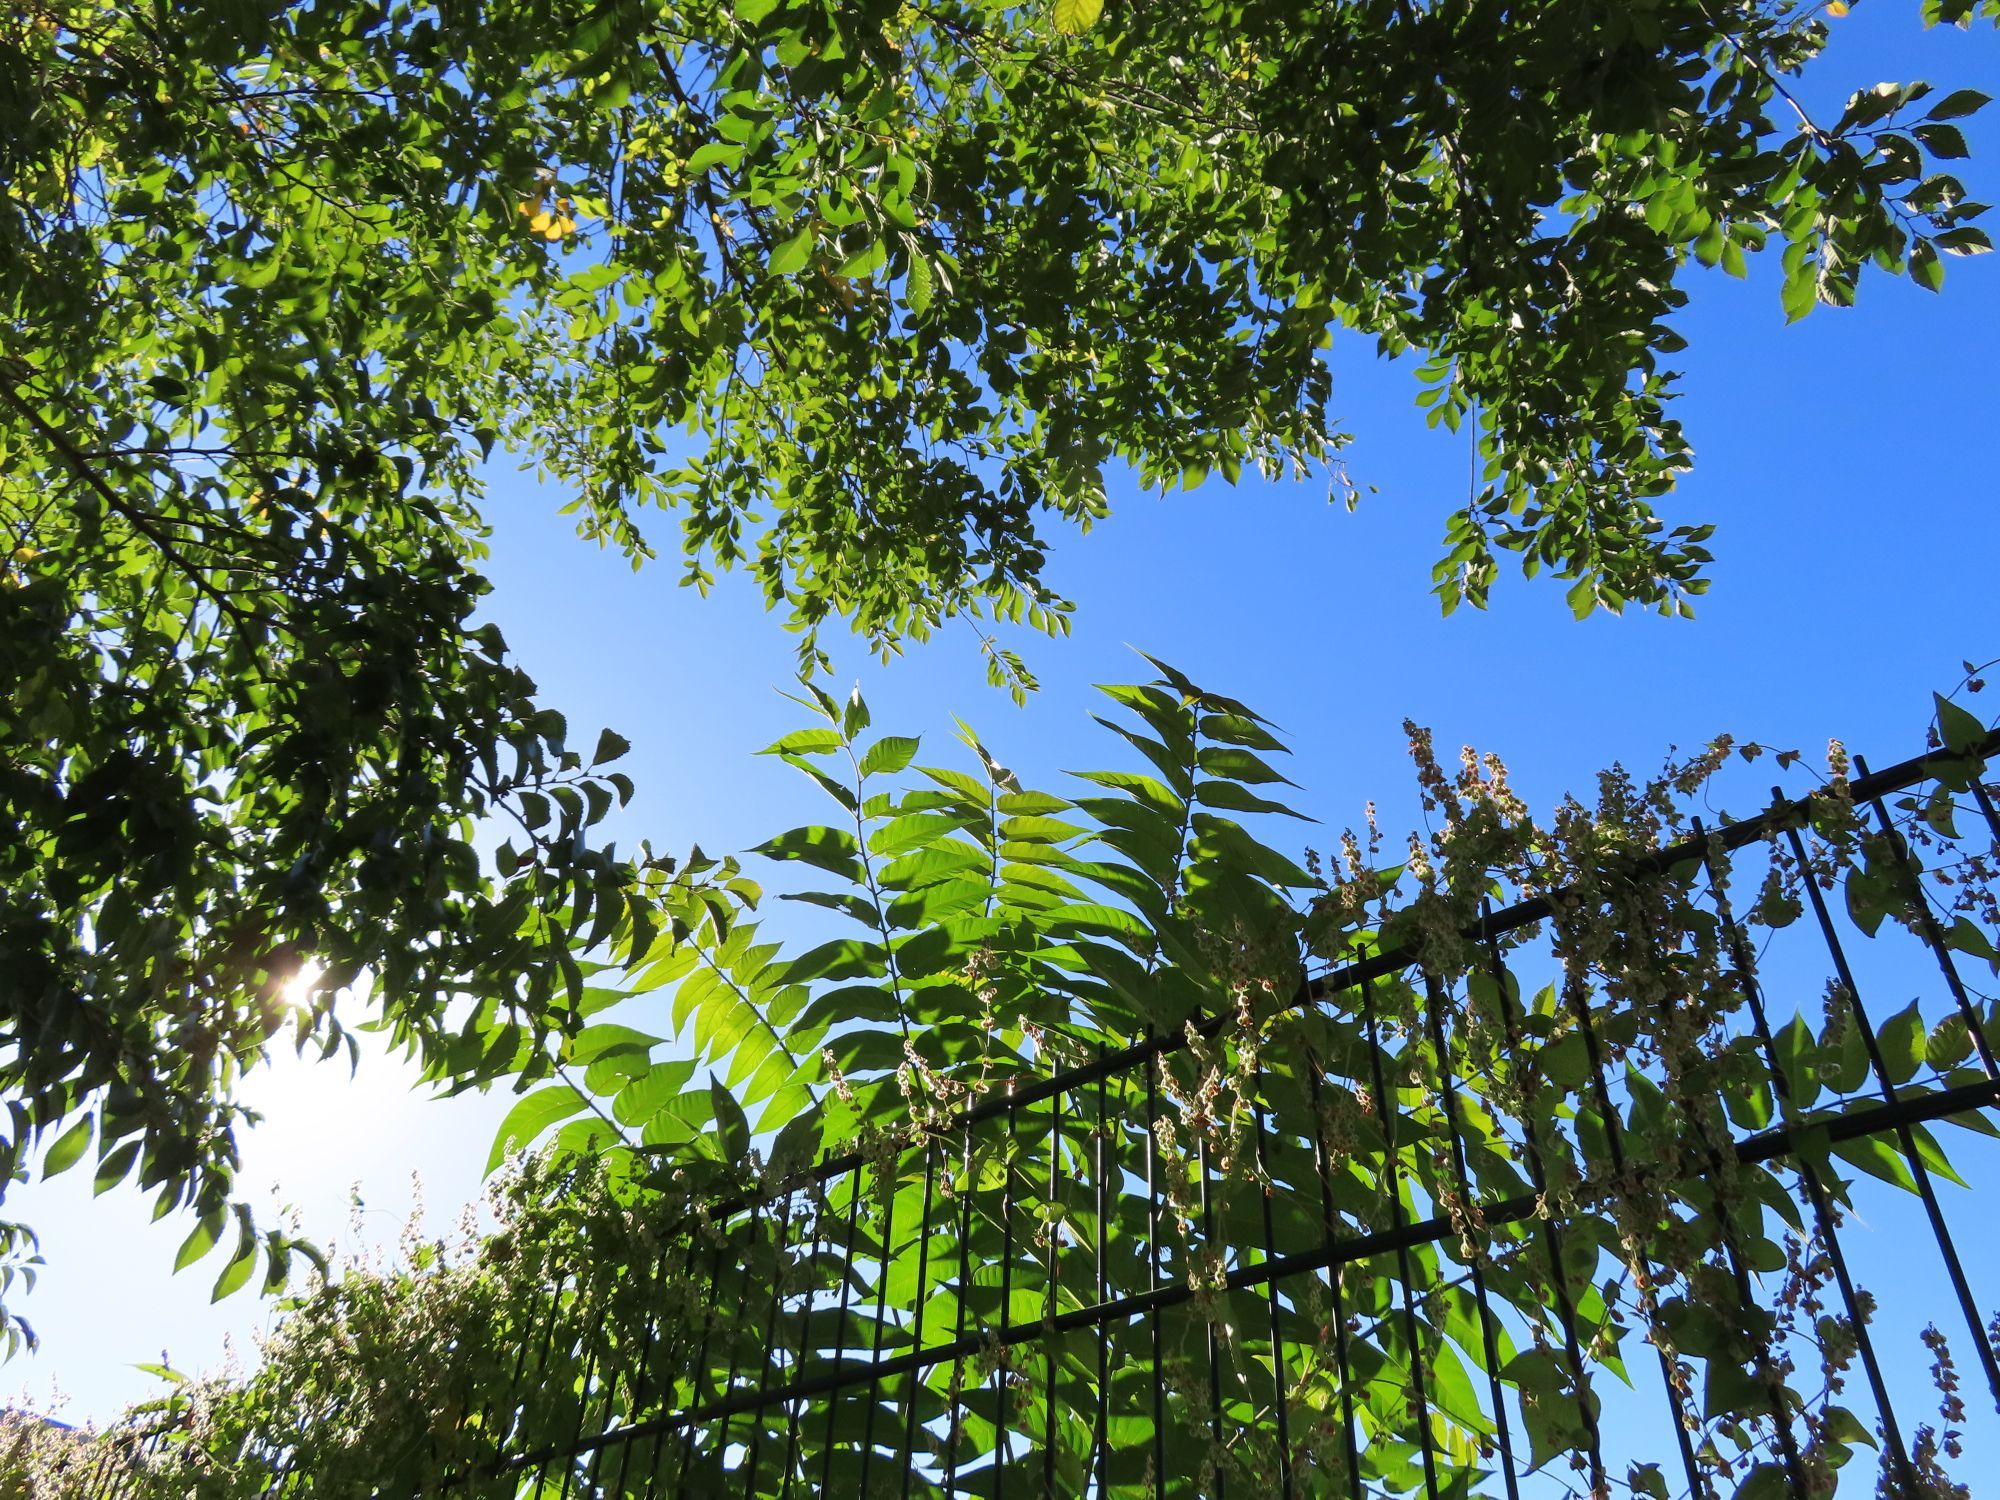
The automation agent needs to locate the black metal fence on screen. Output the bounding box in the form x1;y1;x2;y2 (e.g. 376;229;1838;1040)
95;738;2000;1499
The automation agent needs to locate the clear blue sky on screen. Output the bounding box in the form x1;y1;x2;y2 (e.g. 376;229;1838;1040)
11;4;1999;1445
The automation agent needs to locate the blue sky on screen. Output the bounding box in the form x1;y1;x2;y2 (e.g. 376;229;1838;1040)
10;2;2000;1448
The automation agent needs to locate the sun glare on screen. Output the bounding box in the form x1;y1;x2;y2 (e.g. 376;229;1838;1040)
280;960;325;1009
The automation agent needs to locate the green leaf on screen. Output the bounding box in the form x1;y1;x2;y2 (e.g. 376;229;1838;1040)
1829;1134;1918;1194
1199;712;1285;752
93;1140;140;1195
1733;1463;1789;1500
685;140;743;174
1945;917;1996;964
905;253;935;316
712;1078;751;1164
998;814;1085;844
1067;769;1184;817
1052;0;1104;33
1877;1001;1926;1086
1194;779;1311;819
879;842;987;892
768;1109;823;1174
755;826;863;879
487;1086;590;1174
1935;693;1987;755
835;240;886;279
175;1210;226;1273
1911;238;1945;292
211;1230;258;1302
1913;122;1971;159
1926;87;1990;120
577;1034;661;1094
1194;746;1295;786
1781;263;1818;321
1505;1349;1594;1467
1097;684;1194;747
760;728;845;758
1822;1404;1876;1449
1566;576;1596;619
591;728;631;765
997;790;1070;816
919;766;994;805
870;813;972;856
860;736;920;777
644;1089;715;1147
41;1117;92;1179
769;227;815;275
1777;1014;1821;1109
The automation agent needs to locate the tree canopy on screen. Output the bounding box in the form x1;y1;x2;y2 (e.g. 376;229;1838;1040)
0;0;1995;1333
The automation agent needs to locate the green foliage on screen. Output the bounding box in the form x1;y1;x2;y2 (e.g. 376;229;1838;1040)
3;0;1997;1345
76;666;1994;1497
2;0;1998;1439
499;661;1324;1183
63;1156;678;1500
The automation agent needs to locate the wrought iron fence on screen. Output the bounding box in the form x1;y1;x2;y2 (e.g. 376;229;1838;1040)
95;737;2000;1499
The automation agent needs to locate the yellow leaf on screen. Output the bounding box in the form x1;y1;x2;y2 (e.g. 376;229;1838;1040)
1826;0;1848;14
1053;0;1103;34
529;210;554;232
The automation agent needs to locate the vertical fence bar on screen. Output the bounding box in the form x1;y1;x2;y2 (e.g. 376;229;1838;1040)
1094;1060;1111;1500
741;1191;798;1497
1970;775;2000;849
1555;940;1711;1500
708;1197;765;1493
1697;826;1917;1489
1358;964;1442;1500
1418;972;1522;1500
643;1227;721;1500
483;1245;559;1463
817;1164;865;1497
1144;1042;1167;1498
1305;1057;1364;1500
778;1176;833;1500
668;1230;734;1494
1631;849;1810;1496
1250;1073;1294;1498
1198;1130;1227;1500
901;1139;939;1500
572;1252;645;1500
995;1098;1020;1498
1780;799;2000;1411
609;1232;689;1498
856;1154;898;1497
1854;754;2000;1080
1044;1087;1065;1496
79;1438;117;1500
1479;916;1610;1496
550;1256;621;1500
517;1265;580;1483
943;1121;976;1496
